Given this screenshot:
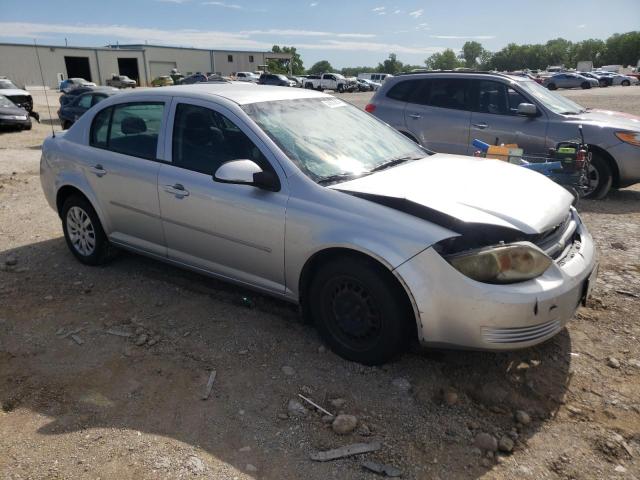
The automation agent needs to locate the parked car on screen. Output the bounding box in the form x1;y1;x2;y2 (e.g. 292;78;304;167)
258;73;296;87
366;71;640;198
287;75;304;87
543;73;599;90
179;73;208;85
594;72;639;86
357;78;381;91
151;75;174;87
60;86;119;106
57;90;118;130
105;75;137;89
60;78;96;93
579;71;612;87
0;94;31;130
0;77;33;112
40;84;597;365
303;73;349;92
235;72;259;83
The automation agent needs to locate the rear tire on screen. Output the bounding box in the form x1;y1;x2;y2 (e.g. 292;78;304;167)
309;256;411;365
581;82;591;89
547;83;557;90
61;195;114;265
584;154;613;200
337;84;344;93
622;80;630;86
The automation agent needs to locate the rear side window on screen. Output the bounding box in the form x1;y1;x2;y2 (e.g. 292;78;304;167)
89;102;164;160
424;79;470;110
386;80;422;102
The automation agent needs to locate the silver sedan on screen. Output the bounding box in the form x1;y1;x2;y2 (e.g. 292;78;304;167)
39;84;597;365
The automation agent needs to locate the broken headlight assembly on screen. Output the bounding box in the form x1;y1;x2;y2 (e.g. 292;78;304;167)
445;242;552;284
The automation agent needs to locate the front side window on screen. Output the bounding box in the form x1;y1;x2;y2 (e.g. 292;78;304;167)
89;102;164;159
386;79;421;102
172;103;268;176
243;98;426;181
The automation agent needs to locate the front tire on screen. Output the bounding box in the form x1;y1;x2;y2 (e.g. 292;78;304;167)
309;256;411;365
547;83;557;90
61;195;113;265
622;80;630;86
584;154;613;200
581;82;591;89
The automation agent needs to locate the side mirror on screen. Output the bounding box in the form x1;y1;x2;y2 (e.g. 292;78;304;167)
517;103;537;117
213;159;280;192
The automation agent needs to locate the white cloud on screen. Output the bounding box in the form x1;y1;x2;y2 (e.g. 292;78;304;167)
156;0;190;3
577;24;586;28
202;1;243;9
372;6;385;12
244;29;375;38
409;9;423;18
0;22;439;55
309;2;318;5
430;35;495;40
393;9;402;14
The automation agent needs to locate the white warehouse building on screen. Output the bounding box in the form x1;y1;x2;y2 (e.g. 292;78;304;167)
0;42;292;88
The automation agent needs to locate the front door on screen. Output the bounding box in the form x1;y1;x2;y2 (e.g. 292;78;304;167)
468;80;549;156
404;78;472;154
157;99;288;294
83;100;168;255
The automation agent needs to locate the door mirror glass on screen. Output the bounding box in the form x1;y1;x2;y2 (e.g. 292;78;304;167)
517;103;537;116
214;159;280;191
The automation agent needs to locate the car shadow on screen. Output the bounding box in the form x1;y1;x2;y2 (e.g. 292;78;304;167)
579;187;640;214
0;237;572;479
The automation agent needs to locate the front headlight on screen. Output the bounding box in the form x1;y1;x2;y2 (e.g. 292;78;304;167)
446;242;552;284
615;131;640;147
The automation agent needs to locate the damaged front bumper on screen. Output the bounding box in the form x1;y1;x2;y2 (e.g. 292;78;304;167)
395;210;597;350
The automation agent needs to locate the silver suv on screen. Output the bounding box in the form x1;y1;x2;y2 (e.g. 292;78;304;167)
367;71;640;198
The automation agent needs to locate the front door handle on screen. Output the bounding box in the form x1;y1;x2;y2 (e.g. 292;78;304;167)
164;183;190;198
408;113;421;119
90;164;107;177
472;122;488;129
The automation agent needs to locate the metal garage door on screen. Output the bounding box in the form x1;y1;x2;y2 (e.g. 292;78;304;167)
149;61;177;79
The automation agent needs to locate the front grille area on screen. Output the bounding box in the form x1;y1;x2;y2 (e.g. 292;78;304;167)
532;212;579;261
482;319;562;344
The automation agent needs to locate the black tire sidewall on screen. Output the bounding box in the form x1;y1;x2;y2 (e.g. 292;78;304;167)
309;257;410;365
584;154;613;200
61;195;111;265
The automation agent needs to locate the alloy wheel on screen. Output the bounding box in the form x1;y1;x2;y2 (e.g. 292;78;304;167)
66;206;96;256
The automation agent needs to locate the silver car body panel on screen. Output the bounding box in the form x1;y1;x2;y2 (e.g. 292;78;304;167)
41;83;597;350
371;73;640;188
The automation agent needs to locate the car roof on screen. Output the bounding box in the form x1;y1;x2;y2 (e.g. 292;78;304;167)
123;83;328;105
393;71;531;83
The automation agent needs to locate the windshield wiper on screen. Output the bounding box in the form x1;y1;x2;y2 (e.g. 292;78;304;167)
370;156;419;172
317;172;369;185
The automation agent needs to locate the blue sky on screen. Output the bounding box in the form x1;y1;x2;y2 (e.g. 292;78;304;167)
1;0;639;68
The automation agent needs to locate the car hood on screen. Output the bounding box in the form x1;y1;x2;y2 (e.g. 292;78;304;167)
566;109;640;131
330;154;574;235
0;105;28;116
1;88;30;97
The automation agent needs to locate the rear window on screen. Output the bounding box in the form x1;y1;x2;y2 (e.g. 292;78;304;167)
386;80;422;102
418;79;470;110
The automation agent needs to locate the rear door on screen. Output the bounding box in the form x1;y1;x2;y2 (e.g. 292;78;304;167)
404;78;472;154
468;79;549;155
83;100;168;255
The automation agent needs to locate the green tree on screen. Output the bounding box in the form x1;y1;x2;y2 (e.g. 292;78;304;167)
462;41;484;68
268;45;304;75
569;39;605;67
544;38;572;67
600;31;640;66
425;49;463;70
377;53;404;74
308;60;334;75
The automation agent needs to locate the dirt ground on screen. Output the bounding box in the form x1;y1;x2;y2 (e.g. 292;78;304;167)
1;86;639;480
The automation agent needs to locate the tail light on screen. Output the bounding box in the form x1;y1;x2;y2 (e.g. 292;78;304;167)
365;103;376;113
575;148;586;169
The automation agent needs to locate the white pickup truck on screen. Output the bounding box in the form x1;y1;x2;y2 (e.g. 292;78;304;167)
304;73;350;92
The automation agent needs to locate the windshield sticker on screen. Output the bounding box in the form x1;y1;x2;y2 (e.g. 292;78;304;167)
321;99;347;108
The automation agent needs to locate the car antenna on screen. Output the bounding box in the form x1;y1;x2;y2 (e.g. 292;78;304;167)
33;39;55;138
578;124;585;145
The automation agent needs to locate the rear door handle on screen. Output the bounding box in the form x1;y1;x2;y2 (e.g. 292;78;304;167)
90;164;107;177
408;113;421;119
472;122;488;129
164;183;190;198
